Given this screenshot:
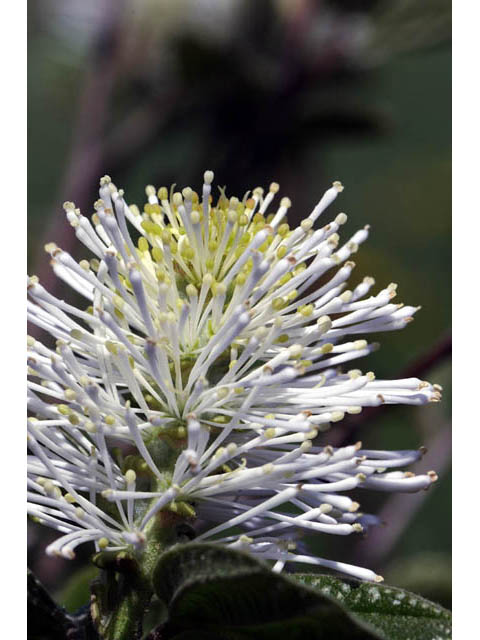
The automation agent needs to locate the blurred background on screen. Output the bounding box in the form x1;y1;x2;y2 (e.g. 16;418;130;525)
28;0;451;611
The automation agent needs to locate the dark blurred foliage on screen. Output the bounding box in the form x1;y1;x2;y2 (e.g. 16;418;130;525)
28;0;451;611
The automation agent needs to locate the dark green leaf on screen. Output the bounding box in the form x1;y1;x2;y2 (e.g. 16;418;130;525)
152;543;381;639
295;574;452;640
57;565;99;613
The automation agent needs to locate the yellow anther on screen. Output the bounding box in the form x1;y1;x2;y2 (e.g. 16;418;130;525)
158;187;168;200
113;294;124;310
347;241;359;253
161;229;171;244
141;220;155;233
151;247;163;263
348;369;362;379
186;284;198;298
79;259;90;271
138;237;149;252
216;387;229;400
227;443;238;455
125;469;136;485
235;272;247;286
354;340;368;350
299;304;313;317
272;297;285;311
212;282;226;297
105;341;118;355
278;223;290;237
347;406;362;414
172;192;183;207
98;538;109;549
317;316;332;334
203;273;214;287
57;405;70;416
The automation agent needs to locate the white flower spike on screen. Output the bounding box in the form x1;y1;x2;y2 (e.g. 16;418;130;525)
28;172;439;581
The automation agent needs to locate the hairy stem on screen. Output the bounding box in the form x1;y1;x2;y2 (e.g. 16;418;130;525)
91;440;188;638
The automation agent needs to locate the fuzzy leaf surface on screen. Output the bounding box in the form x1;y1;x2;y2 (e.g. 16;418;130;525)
151;543;381;639
294;573;452;640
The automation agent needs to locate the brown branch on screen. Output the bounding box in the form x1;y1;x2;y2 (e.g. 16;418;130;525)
397;333;452;379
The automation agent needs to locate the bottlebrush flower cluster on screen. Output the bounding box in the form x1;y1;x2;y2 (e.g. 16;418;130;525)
27;171;439;581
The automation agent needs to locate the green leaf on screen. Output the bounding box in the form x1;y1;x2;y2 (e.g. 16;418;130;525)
294;574;452;640
151;542;382;639
56;564;99;613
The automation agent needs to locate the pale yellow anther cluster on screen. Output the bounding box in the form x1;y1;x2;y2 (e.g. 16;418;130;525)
137;185;285;296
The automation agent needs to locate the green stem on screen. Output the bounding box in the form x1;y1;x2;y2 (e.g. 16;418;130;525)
92;513;187;639
103;582;151;640
91;439;188;638
91;559;152;640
